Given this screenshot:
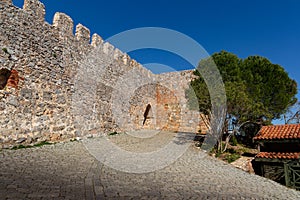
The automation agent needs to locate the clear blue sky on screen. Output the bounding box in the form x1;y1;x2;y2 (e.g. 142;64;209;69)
12;0;300;122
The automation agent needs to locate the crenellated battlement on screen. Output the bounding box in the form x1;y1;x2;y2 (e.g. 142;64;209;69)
103;42;115;55
23;0;45;21
75;24;90;44
2;0;140;67
91;33;103;47
53;12;74;37
0;0;201;148
0;0;12;5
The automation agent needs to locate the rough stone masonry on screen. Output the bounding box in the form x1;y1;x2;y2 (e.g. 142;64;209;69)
0;0;207;148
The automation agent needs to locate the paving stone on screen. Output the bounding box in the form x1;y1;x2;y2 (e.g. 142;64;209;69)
0;132;299;199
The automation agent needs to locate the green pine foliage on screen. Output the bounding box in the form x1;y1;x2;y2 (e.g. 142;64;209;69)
186;50;298;124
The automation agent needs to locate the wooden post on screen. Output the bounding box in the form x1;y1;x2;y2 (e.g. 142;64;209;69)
284;162;290;187
260;163;264;177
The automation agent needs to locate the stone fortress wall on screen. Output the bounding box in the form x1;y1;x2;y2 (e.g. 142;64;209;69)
0;0;207;148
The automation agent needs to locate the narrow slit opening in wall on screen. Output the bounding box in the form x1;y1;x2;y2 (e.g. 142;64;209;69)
143;104;152;125
0;68;11;90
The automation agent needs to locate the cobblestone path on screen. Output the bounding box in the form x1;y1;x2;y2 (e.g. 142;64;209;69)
1;131;299;199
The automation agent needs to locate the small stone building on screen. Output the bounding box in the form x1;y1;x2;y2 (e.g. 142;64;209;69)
252;124;300;190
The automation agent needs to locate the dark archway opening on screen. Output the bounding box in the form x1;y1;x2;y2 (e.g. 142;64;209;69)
0;68;11;90
143;104;152;125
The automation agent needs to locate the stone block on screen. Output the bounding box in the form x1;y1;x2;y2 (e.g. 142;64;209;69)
75;24;90;44
20;88;32;99
91;33;103;47
23;0;45;21
103;42;114;55
1;0;12;5
7;95;19;107
53;12;74;36
43;91;52;101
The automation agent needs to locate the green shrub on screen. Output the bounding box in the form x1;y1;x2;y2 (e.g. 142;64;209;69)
225;153;240;163
2;48;8;54
33;141;52;147
215;151;222;158
11;141;52;150
11;144;27;150
230;136;238;146
226;148;237;154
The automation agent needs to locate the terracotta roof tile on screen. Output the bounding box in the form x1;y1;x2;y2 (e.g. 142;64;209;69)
254;124;300;140
256;152;300;160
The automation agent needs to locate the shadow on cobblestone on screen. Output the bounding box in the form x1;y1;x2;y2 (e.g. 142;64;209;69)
0;134;300;199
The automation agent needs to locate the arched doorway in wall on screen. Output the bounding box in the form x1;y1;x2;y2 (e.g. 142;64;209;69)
128;83;181;131
143;104;152;125
0;68;11;90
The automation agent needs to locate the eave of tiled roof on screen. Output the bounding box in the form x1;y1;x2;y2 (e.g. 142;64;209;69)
254;124;300;140
255;152;300;160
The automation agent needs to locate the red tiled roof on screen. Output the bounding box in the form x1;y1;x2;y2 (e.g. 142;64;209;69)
256;152;300;160
253;124;300;140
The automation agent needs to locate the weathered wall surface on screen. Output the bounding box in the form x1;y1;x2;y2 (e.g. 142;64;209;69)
0;0;206;148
